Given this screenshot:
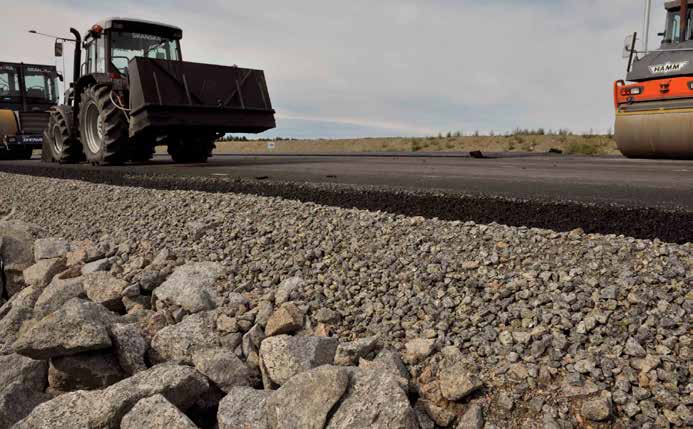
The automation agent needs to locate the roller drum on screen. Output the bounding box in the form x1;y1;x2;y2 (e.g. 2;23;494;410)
615;110;693;159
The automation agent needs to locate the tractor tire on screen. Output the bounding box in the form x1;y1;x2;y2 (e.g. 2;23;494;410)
43;106;82;163
79;85;129;165
167;135;216;163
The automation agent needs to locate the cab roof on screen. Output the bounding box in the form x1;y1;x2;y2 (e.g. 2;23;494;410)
85;18;183;40
665;1;693;10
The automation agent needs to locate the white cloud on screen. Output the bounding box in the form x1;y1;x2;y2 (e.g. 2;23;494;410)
0;0;668;137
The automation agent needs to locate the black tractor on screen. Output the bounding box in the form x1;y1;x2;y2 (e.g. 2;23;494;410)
43;18;276;165
0;62;60;160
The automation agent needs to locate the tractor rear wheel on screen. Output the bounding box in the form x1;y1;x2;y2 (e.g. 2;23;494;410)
43;106;82;163
79;85;129;165
167;135;216;163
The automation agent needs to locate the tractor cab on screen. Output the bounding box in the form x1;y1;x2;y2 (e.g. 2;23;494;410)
0;62;59;111
81;18;182;77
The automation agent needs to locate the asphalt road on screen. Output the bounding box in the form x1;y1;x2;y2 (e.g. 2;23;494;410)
3;152;691;210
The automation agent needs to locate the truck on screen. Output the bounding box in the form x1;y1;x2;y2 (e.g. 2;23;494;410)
0;62;59;160
43;17;276;165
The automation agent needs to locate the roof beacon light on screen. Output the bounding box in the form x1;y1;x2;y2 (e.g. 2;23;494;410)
91;24;103;34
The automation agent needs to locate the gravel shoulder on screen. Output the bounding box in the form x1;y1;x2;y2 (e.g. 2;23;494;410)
0;172;691;428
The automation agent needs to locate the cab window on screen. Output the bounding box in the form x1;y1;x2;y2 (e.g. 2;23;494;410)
665;9;693;43
0;65;20;98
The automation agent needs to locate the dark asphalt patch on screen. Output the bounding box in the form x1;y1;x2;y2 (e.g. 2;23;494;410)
0;163;690;244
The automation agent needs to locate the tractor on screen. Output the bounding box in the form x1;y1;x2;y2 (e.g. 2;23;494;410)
0;62;59;160
43;18;276;165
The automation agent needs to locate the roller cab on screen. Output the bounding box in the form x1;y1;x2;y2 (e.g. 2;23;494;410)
615;0;693;159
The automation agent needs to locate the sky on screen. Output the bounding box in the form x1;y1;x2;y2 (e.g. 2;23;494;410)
0;0;669;138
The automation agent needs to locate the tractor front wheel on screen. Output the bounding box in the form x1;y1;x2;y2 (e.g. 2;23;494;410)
79;85;129;165
43;106;82;163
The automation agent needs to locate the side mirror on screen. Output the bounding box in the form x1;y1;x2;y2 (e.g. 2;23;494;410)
56;73;64;82
623;33;638;59
55;41;63;57
657;32;666;37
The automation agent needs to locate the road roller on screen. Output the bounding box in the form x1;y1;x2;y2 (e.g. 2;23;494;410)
615;0;693;159
0;62;59;159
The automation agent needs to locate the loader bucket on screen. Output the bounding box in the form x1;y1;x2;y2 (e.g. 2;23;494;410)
127;58;276;137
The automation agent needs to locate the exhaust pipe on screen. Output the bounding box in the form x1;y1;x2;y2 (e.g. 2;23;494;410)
681;0;689;43
69;27;81;105
643;0;652;52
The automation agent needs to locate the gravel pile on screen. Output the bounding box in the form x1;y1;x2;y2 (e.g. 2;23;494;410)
0;171;691;428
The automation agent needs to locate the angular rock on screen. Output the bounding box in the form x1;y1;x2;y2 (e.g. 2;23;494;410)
33;276;86;319
150;310;223;364
23;257;66;290
0;220;41;297
34;238;70;261
265;302;304;337
326;364;418;429
625;337;647;358
581;393;612;422
255;300;274;327
404;338;436;364
153;262;224;314
15;363;209;429
48;350;126;391
334;335;381;366
259;335;338;386
0;353;47;391
82;272;128;312
416;399;456;427
438;350;484;401
243;323;265;370
359;349;410;391
314;307;341;324
82;257;112;275
13;298;118;360
121;394;199;429
0;286;41;354
0;380;51;428
110;323;147;375
218;386;271;429
192;348;254;393
275;277;303;305
266;365;349;429
456;404;484;429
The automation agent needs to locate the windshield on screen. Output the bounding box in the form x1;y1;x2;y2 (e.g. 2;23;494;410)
111;31;180;74
22;66;59;102
0;64;20;99
665;9;693;43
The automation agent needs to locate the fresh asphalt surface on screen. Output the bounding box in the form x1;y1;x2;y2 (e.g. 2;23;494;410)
5;152;692;209
0;152;691;242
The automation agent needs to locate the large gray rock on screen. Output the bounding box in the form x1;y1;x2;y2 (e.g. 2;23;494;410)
581;392;613;422
192;348;254;393
22;257;66;289
259;335;338;387
334;335;381;366
326;365;418;429
82;272;129;312
110;323;147;375
153;262;224;314
264;302;304;337
275;277;303;305
34;238;70;261
81;257;112;275
0;220;41;297
0;353;50;427
120;394;199;429
13;298;118;359
14;363;209;429
456;404;485;429
0;286;41;354
150;310;223;364
218;386;271;429
33;275;86;319
438;349;484;401
266;365;349;429
48;350;126;391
